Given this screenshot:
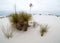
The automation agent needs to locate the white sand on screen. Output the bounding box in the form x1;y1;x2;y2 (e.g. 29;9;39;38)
0;15;60;43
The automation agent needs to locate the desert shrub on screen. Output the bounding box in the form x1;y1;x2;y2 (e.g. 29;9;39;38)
40;24;48;36
9;12;32;31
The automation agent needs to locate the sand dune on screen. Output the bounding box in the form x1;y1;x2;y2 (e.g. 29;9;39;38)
0;15;60;43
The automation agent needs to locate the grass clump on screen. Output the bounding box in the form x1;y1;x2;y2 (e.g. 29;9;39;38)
1;25;13;39
40;24;48;36
9;12;32;31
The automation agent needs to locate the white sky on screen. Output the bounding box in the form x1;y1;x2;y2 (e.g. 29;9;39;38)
0;0;60;14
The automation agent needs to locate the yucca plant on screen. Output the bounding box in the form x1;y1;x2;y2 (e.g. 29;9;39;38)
9;12;32;31
40;24;48;36
9;13;18;24
29;3;33;13
1;24;14;39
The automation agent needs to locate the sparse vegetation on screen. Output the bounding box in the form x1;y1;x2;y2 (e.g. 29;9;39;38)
9;12;32;31
1;24;13;39
40;24;48;36
32;22;39;28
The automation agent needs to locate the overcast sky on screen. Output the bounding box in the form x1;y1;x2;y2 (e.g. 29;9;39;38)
0;0;60;15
